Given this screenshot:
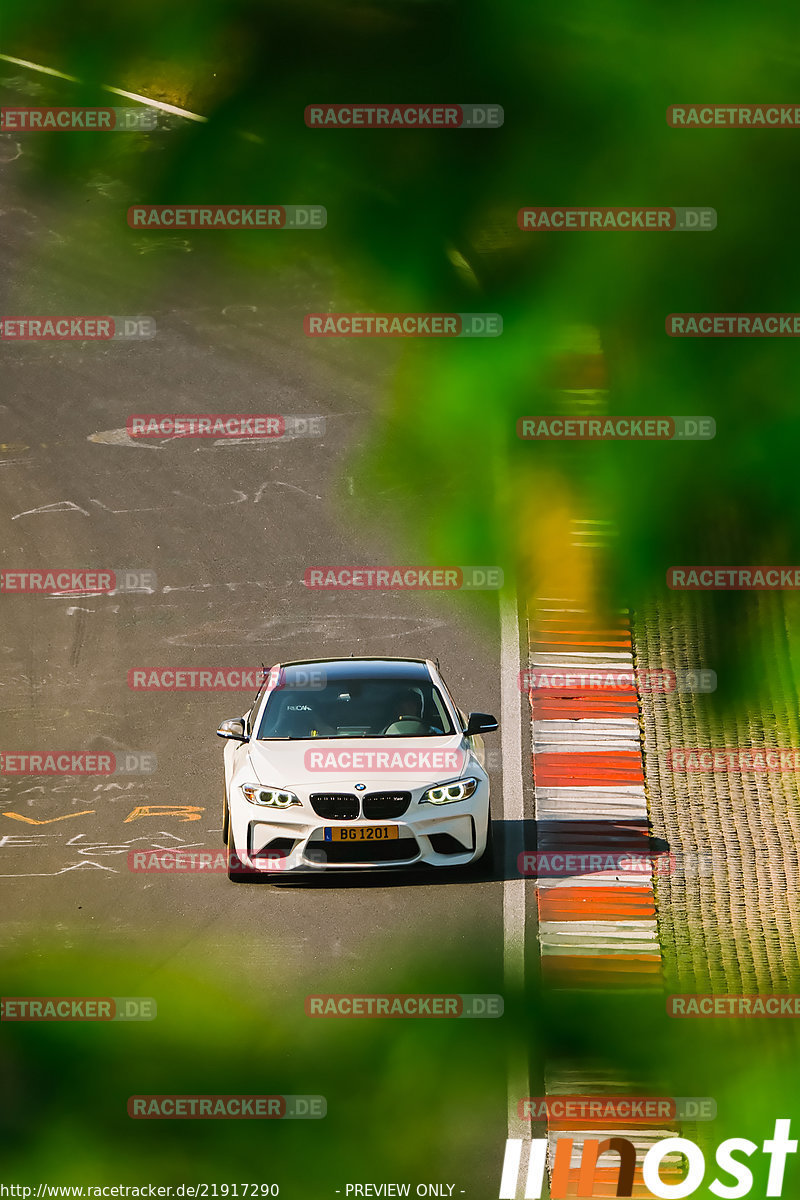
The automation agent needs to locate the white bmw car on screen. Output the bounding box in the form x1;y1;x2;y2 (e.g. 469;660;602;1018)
217;656;497;880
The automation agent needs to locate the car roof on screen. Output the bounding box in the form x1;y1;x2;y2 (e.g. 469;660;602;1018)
277;657;433;681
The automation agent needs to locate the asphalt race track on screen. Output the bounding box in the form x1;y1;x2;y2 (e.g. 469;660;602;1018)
0;74;538;1194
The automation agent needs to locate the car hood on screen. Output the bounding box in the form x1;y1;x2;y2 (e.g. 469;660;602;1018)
245;734;470;789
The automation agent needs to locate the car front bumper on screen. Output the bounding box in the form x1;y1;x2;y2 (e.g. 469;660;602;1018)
227;780;490;873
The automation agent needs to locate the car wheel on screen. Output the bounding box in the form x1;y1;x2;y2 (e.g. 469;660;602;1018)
227;822;252;883
465;811;495;879
222;788;230;847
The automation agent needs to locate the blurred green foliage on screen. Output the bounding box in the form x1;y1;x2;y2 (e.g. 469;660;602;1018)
1;939;799;1192
4;0;800;627
2;6;800;1190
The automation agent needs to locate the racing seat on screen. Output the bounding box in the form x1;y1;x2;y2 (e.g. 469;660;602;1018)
382;688;429;736
382;716;429;736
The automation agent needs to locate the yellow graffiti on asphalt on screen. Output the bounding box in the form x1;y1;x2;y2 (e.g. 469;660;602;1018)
3;806;205;824
123;805;204;823
5;809;96;824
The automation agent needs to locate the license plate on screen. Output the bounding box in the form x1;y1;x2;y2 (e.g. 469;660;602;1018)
324;825;399;842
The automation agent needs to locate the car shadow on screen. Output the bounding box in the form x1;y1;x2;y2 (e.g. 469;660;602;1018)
260;817;539;889
252;819;671;890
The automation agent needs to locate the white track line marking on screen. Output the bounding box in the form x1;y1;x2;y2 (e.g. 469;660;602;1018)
500;591;529;1144
103;84;207;122
0;53;78;81
0;53;208;122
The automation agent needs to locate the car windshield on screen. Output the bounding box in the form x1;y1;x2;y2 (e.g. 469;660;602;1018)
256;675;456;740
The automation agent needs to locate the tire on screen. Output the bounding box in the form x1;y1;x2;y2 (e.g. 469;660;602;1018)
465;811;495;879
222;788;230;847
227;821;252;883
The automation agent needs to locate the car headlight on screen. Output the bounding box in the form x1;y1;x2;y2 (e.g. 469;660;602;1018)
420;778;479;805
241;784;301;809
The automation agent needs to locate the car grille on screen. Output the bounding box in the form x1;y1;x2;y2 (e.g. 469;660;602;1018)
315;838;419;864
309;793;359;820
361;792;411;819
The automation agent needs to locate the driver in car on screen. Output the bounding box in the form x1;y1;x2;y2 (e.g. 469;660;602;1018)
383;690;438;736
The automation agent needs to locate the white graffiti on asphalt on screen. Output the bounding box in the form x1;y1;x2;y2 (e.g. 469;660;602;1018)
0;830;208;876
11;490;253;520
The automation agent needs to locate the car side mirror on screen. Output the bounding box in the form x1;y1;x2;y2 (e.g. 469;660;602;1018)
465;712;498;735
216;718;248;742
